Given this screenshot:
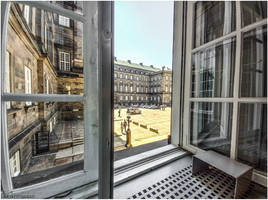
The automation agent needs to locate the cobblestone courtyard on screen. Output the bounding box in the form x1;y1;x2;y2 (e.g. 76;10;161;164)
114;107;171;151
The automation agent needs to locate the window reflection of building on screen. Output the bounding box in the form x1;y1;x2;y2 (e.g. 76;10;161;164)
6;2;83;178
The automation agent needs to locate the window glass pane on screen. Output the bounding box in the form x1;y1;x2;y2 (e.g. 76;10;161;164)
6;3;83;95
7;101;84;188
190;102;233;157
237;103;267;173
192;38;236;97
194;1;236;48
241;1;267;27
240;25;267;97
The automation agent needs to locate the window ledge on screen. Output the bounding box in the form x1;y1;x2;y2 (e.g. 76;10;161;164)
57;145;188;199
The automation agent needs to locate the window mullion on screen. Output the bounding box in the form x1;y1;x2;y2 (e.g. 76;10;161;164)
230;1;242;160
182;2;194;148
1;1;14;194
82;1;99;178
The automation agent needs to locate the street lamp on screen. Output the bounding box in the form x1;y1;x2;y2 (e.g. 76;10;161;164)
125;115;132;148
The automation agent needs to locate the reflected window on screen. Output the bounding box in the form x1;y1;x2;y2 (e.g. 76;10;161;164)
59;52;71;71
194;1;236;48
240;25;267;97
190;102;233;157
237;103;267;173
5;51;11;109
10;151;20;177
24;66;32;106
192;38;236;98
23;5;30;24
241;1;267;27
59;15;70;27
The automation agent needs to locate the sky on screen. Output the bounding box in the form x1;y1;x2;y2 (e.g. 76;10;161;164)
114;1;174;69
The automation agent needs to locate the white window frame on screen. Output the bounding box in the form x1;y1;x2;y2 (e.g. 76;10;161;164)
24;5;30;24
24;66;32;106
182;1;267;185
59;51;70;71
59;15;70;27
1;2;101;198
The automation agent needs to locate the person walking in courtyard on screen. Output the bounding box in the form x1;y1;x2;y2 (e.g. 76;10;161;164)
124;119;127;133
121;121;124;135
118;108;121;117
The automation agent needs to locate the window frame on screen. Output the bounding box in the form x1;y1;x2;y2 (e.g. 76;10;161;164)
182;1;267;185
1;1;102;198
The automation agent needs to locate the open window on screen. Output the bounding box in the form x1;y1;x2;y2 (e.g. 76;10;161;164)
182;1;267;185
1;1;113;198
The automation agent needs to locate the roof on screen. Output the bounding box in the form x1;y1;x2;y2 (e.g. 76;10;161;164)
114;59;161;72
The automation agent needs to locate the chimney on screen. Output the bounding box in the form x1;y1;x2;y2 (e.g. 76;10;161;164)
162;66;165;71
114;57;117;61
127;60;131;64
139;62;143;66
150;65;153;68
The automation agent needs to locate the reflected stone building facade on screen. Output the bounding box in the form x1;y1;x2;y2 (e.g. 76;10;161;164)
6;2;83;177
114;58;172;106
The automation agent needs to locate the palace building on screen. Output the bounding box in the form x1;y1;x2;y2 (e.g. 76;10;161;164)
114;58;172;106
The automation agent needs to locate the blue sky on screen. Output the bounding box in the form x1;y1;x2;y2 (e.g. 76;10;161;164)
114;1;174;69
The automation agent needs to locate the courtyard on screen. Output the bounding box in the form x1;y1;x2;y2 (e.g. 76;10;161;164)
114;107;171;151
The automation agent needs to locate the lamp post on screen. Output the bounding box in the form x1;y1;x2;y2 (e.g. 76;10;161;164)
125;115;132;148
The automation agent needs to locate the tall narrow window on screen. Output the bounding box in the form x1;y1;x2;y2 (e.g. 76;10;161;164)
9;151;20;177
46;78;49;94
44;25;48;50
24;66;32;106
59;15;70;27
59;52;70;71
5;51;11;109
23;5;30;24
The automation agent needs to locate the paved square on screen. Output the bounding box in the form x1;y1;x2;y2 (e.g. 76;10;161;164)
114;107;171;151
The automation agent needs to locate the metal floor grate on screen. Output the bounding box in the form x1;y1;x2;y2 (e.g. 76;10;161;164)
128;164;261;199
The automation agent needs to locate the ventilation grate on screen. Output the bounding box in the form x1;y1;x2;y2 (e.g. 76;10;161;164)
128;164;262;199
